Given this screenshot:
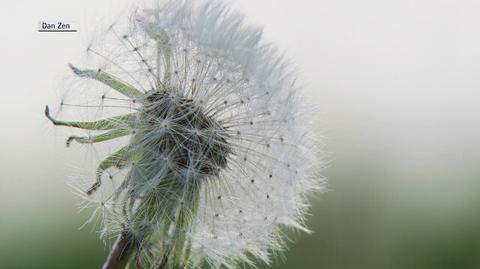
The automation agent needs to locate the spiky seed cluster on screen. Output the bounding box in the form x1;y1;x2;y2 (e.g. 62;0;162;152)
142;90;230;176
46;0;325;268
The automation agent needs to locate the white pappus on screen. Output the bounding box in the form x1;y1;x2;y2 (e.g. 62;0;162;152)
45;0;326;268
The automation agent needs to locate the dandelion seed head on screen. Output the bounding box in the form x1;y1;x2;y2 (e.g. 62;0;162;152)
46;0;326;268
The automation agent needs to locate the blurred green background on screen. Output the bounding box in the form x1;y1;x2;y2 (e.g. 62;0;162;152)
2;0;480;268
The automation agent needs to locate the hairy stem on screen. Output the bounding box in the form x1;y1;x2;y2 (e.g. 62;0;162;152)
102;231;136;269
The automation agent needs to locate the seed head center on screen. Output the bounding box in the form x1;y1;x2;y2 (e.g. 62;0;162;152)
141;91;230;176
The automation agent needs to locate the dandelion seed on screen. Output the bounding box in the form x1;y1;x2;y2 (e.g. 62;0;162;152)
45;0;325;268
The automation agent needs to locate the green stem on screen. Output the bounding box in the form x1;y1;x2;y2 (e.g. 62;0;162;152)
102;231;136;269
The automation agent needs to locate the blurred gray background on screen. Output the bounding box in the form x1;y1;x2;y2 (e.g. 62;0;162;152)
1;0;480;268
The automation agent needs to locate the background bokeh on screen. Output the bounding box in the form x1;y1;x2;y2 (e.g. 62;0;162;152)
1;0;480;268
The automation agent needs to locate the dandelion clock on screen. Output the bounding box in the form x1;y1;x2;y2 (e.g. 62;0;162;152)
45;0;326;268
